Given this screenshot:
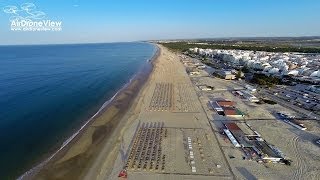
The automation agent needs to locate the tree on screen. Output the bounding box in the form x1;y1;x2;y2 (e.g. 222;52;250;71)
236;70;243;79
241;66;250;73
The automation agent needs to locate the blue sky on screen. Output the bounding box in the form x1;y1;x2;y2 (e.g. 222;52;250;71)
0;0;319;45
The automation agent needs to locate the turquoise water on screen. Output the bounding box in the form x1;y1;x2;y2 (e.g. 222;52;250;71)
0;42;156;179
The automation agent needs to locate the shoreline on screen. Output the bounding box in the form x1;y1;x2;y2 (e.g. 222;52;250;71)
19;43;160;180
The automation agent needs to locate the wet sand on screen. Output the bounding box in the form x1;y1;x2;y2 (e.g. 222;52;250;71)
24;45;160;180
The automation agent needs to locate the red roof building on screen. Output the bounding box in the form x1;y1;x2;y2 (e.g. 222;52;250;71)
217;100;235;107
224;109;237;116
222;106;244;117
225;123;242;131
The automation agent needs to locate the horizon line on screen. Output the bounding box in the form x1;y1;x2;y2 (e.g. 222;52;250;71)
1;35;320;46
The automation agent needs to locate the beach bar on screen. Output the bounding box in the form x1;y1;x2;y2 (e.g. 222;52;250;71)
223;129;241;147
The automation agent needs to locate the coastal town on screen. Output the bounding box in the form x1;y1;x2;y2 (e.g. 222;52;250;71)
186;46;320;119
189;47;320;84
110;44;319;180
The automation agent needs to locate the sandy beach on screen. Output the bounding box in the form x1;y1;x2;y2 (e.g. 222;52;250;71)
101;45;233;180
30;44;319;180
31;44;231;180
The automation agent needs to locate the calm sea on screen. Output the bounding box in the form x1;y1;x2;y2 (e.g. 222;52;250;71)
0;42;156;179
